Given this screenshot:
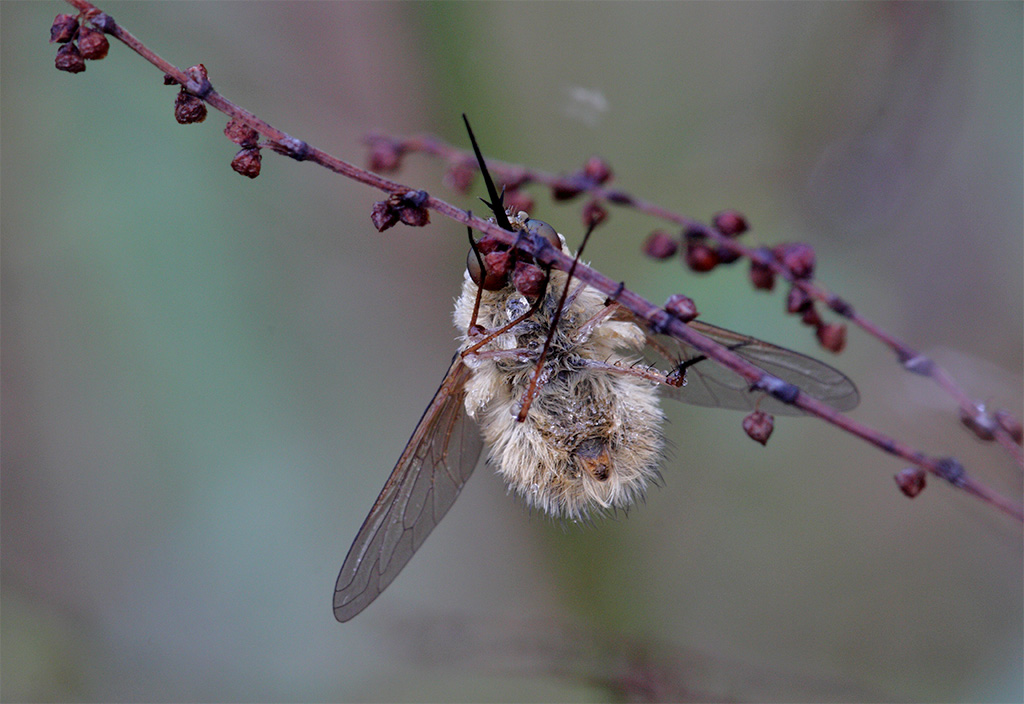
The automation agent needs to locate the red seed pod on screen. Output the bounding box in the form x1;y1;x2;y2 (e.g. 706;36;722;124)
742;410;774;446
77;26;109;60
712;210;749;237
230;147;262;179
54;42;86;74
643;231;679;260
367;139;403;173
664;294;698;323
995;410;1023;445
50;14;79;43
816;322;846;352
582;156;612;184
512;261;546;298
894;467;927;498
685;241;719;272
399;203;430;227
774;242;816;279
714;243;742;265
174;92;207;124
224;118;259;147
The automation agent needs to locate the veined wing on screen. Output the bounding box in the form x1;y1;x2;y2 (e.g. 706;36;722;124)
640;319;859;416
334;357;483;622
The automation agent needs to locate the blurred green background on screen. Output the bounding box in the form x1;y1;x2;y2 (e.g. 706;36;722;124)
3;2;1021;701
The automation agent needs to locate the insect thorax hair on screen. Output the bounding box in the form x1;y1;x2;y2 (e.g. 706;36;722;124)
453;242;665;521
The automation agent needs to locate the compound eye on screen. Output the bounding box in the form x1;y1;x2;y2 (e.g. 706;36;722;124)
525;219;561;250
466;248;510;291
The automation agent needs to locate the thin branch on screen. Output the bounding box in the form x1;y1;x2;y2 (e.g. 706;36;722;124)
55;0;1022;521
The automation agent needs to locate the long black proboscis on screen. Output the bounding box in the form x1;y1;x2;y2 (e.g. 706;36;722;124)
462;114;513;231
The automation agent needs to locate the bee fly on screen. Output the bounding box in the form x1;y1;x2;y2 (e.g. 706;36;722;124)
333;121;858;622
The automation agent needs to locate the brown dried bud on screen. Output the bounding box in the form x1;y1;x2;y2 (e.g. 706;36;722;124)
50;14;79;43
664;294;698;323
583;200;608;228
742;410;774;446
443;159;476;193
685;241;719;272
224;118;259;147
959;404;996;441
77;26;109;60
399;203;430;227
749;259;775;291
551;177;584;201
230;147;262;179
55;43;86;74
371;200;400;232
513;261;546;298
801;305;823;328
894;467;927;498
502;189;534;215
582;156;612;184
185;64;212;97
816;322;846;352
367;139;403;173
995;410;1023;445
174;92;207;124
712;210;748;237
643;231;678;260
785;285;812;314
715;243;742;265
774;242;816;279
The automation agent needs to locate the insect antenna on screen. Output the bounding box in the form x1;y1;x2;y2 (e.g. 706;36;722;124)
515;220;599;423
462;114;513;231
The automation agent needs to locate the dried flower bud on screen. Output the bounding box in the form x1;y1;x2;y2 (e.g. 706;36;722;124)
685;242;719;272
513;261;546;298
551;177;583;201
184;63;211;97
742;410;774;445
712;210;748;237
749;259;775;291
371;200;400;232
55;42;86;73
230;147;262;179
816;322;847;353
50;14;79;43
582;156;612;184
774;242;816;279
367;139;403;173
398;202;430;227
502;189;534;215
643;231;678;260
715;244;742;265
77;26;109;60
174;92;207;124
800;305;822;328
785;285;812;314
224;118;259;147
583;200;608;228
664;294;698;323
995;410;1023;445
444;159;476;193
959;404;996;441
894;467;927;498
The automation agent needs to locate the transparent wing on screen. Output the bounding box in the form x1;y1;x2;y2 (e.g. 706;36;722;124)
334;357;483;622
639;319;859;416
